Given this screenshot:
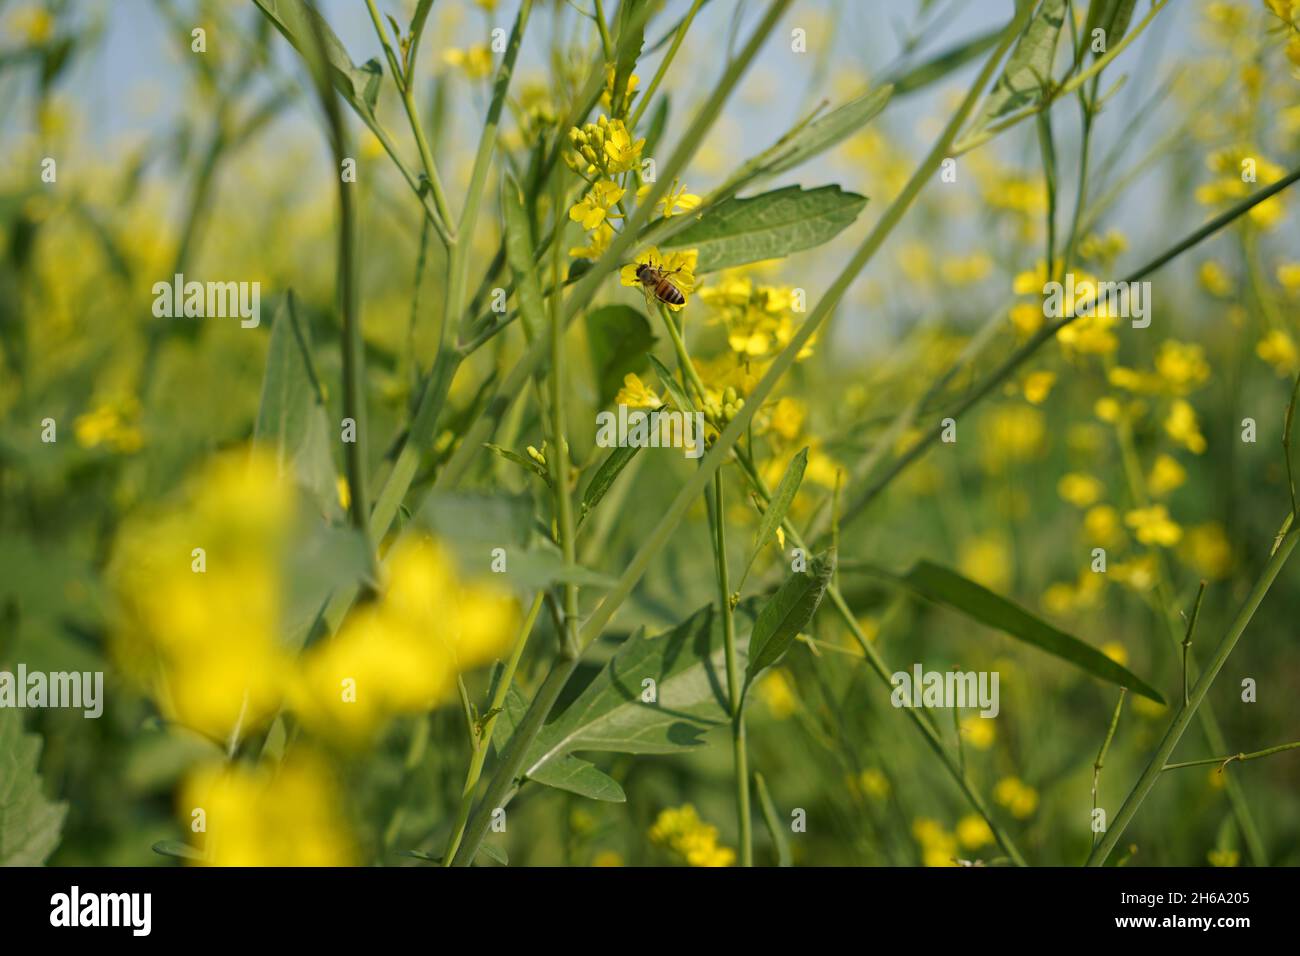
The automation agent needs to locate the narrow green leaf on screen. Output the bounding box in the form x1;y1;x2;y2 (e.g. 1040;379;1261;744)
744;550;835;691
254;292;340;521
579;444;641;525
402;843;508;865
646;353;694;414
502;176;548;342
969;0;1067;129
743;447;807;581
754;772;791;867
611;0;646;117
900;560;1165;703
151;840;207;862
0;709;67;865
661;185;868;273
585;304;655;409
760;86;893;176
251;0;381;118
887;31;1001;96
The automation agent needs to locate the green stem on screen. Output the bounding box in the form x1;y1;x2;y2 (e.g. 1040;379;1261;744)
732;449;1027;866
1087;525;1298;865
442;591;544;866
711;470;750;865
1090;689;1125;855
1163;741;1300;772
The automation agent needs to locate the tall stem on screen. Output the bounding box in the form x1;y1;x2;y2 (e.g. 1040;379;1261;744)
712;470;750;865
1087;526;1298;865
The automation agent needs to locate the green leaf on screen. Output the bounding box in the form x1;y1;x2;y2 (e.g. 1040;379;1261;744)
502;176;547;342
151;840;207;862
251;0;383;119
0;709;67;865
646;354;694;414
969;0;1067;130
758;86;893;177
900;561;1165;704
500;547;618;591
495;686;627;802
887;31;1001;96
585;304;655;409
418;491;534;551
662;185;867;274
754;772;791;867
255;292;340;521
744;550;836;691
611;0;646;117
520;602;760;773
401;843;508;865
1080;0;1138;62
743;447;807;582
579;444;640;525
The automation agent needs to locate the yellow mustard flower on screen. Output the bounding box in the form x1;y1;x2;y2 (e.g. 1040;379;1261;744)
74;396;144;453
1125;504;1183;547
912;818;959;867
993;777;1039;819
620;246;697;311
180;755;355;866
1208;848;1240;867
568;179;625;230
1155;340;1210;394
1059;472;1104;508
569;221;614;260
956;814;995;850
757;669;798;719
638;179;701;219
290;536;518;744
1148;453;1187;496
614;372;661;408
1180;522;1233;579
1083;504;1123;547
958;534;1012;593
959;713;996;750
109;448;294;743
858;768;890;800
1165;399;1207;454
1199;261;1233;297
649;805;736;867
1277;262;1300;291
1257;329;1299;375
443;45;493;80
1022;370;1056;404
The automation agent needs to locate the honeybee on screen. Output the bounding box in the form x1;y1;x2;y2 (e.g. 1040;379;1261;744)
634;262;687;307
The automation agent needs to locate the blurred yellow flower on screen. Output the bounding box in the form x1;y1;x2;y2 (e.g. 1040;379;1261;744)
74;396;144;453
1165;399;1207;454
1058;472;1104;508
993;777;1039;818
1181;522;1233;579
757;669;798;719
858;768;890;800
1198;261;1233;297
1257;329;1298;375
959;713;995;750
1101;641;1129;667
1125;505;1183;547
180;756;355;866
912;817;959;867
1083;504;1123;547
1022;370;1056;404
1208;848;1240;867
1148;453;1187;496
959;534;1012;593
109;448;294;743
443;45;493;80
956;814;994;850
650;805;735;867
291;536;518;743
